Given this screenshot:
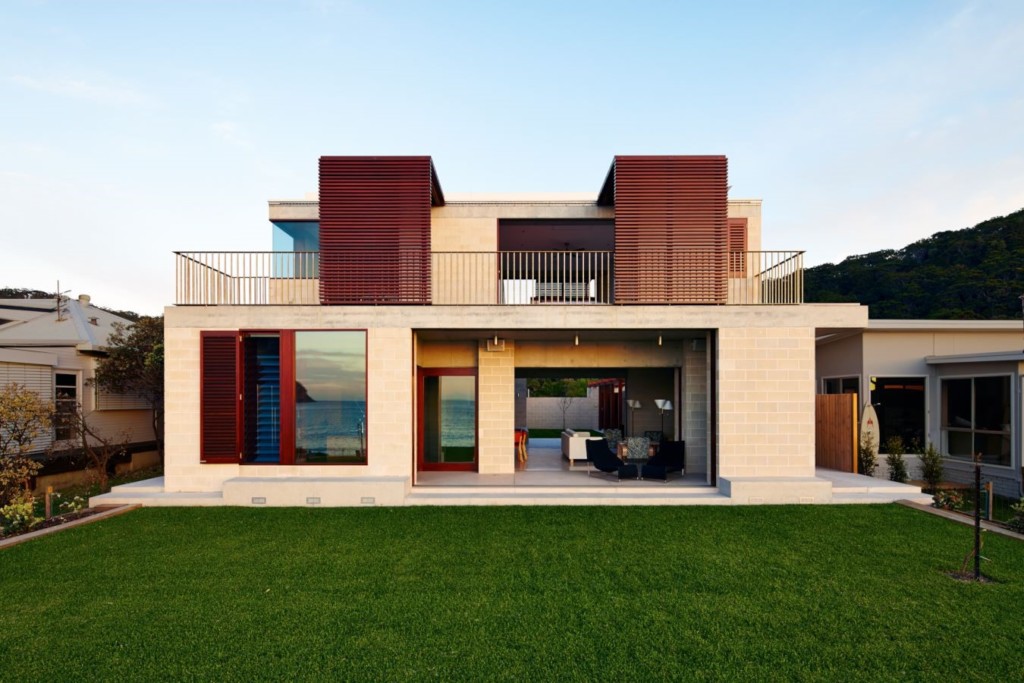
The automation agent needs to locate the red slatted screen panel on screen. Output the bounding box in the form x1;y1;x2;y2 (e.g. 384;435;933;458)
612;156;729;304
319;156;433;304
200;332;238;463
728;217;748;276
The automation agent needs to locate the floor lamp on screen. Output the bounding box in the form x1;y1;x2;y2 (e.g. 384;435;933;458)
626;399;641;436
654;399;673;436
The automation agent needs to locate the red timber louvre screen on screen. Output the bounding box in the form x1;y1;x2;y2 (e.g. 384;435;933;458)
318;156;442;304
607;156;729;304
200;331;239;463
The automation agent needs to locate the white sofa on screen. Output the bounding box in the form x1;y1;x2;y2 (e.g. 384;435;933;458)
561;429;603;469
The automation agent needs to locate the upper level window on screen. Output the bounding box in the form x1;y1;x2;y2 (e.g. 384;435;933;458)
941;376;1011;467
271;221;319;278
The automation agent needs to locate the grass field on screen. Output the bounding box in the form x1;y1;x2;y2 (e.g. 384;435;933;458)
2;505;1022;681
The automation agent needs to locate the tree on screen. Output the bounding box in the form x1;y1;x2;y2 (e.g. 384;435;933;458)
0;383;50;506
93;316;165;463
56;404;130;493
558;396;575;430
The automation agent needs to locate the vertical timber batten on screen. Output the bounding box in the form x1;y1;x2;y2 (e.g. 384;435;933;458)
318;156;442;305
609;156;729;304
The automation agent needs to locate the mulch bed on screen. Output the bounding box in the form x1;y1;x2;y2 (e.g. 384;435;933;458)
0;506;112;542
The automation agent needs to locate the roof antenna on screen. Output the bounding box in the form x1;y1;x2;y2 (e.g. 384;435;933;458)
55;280;71;322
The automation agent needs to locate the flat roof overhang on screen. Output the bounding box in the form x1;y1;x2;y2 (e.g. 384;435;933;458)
414;329;711;344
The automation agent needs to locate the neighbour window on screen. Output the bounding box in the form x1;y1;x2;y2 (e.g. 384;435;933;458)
941;376;1011;467
871;376;925;452
54;372;78;441
823;376;859;396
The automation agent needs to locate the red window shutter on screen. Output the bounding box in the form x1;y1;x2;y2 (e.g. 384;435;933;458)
318;156;438;305
201;331;239;463
612;156;729;304
728;217;748;275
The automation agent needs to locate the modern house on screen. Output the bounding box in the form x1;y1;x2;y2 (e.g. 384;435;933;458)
817;320;1024;497
0;295;158;486
99;154;912;507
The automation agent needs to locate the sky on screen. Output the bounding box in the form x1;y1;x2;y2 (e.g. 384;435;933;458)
2;0;1023;315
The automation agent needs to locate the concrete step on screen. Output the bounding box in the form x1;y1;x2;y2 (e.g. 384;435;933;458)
108;476;166;495
407;488;732;506
90;490;224;507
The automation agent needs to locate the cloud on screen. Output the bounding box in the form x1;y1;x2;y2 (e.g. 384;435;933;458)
9;74;151;106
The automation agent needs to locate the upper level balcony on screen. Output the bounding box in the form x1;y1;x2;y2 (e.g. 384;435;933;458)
174;249;804;306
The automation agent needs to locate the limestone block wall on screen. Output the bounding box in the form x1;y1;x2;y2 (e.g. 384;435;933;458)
477;340;515;474
684;345;708;475
717;327;816;479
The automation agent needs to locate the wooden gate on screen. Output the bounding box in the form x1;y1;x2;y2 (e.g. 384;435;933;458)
815;394;858;472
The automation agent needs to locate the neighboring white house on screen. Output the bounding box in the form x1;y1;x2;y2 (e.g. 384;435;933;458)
0;295;157;481
816;320;1024;497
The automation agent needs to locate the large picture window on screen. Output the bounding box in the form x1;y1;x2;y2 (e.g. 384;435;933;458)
200;329;367;465
295;331;367;464
871;376;925;452
941;376;1011;467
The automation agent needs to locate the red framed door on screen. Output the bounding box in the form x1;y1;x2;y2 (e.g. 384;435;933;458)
417;368;477;471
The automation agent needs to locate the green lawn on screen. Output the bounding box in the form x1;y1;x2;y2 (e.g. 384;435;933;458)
1;505;1022;681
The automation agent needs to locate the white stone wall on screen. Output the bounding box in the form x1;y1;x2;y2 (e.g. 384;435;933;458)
717;327;816;479
477;340;515;474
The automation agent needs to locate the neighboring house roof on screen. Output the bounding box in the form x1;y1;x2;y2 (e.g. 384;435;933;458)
0;296;132;353
925;350;1024;365
817;318;1024;346
867;319;1023;332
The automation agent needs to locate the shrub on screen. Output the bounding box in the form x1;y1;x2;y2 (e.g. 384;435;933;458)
0;495;40;535
858;433;878;478
1008;498;1024;534
884;436;908;483
918;443;944;492
54;492;87;515
0;383;51;506
934;489;965;511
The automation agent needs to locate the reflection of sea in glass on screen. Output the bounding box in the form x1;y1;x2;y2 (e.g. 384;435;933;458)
294;331;367;463
441;399;475;448
423;375;476;464
296;401;366;462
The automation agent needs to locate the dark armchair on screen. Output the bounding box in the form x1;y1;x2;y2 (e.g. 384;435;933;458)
640;440;685;481
585;438;638;480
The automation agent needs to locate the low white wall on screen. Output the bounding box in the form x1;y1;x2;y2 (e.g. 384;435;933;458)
526;395;599;430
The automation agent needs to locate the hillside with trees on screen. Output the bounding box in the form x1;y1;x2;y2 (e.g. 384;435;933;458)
805;208;1024;319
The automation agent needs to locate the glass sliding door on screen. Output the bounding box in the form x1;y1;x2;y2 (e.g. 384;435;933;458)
419;369;477;471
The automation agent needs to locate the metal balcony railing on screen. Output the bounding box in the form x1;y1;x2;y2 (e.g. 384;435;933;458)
173;250;804;306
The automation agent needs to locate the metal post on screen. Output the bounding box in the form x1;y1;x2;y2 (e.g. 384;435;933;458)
974;453;982;580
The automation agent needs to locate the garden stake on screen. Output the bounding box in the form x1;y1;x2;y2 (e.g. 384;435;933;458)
45;486;52;520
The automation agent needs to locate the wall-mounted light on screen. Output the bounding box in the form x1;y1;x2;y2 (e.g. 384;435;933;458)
658;334;663;347
574;333;579;346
